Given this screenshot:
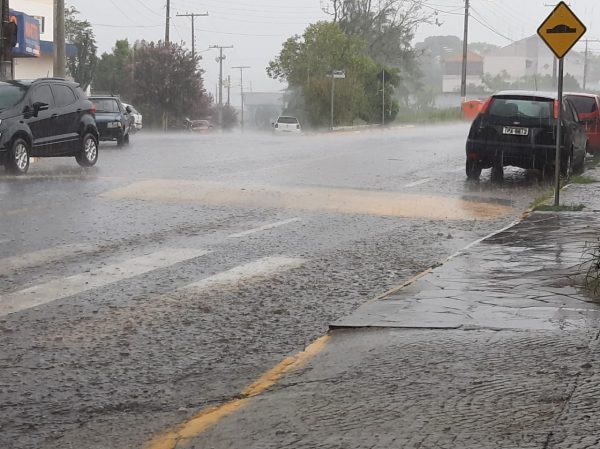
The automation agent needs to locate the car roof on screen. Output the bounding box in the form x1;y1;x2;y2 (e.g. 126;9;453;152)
493;90;558;100
0;78;79;88
565;92;599;98
89;96;121;101
278;115;298;119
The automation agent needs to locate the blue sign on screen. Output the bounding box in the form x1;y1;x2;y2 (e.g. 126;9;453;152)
10;10;41;58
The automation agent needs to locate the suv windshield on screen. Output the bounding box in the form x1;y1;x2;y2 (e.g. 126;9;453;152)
91;99;120;113
487;96;554;127
0;84;27;111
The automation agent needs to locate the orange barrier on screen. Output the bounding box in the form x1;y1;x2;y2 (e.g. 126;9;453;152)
462;100;483;120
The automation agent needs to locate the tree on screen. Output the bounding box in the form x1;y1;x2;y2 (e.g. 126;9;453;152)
65;7;97;90
131;41;210;129
322;0;432;103
268;22;399;127
93;40;133;96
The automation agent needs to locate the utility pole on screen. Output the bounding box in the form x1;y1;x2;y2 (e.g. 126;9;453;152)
232;66;250;132
210;45;233;129
53;0;65;78
165;0;170;44
584;39;589;90
382;70;386;127
460;0;469;103
0;0;10;80
176;12;208;64
226;75;231;106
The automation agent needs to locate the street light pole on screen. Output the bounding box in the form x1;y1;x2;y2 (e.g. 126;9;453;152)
232;66;250;132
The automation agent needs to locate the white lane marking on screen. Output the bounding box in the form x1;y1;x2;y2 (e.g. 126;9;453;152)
404;178;432;188
0;244;94;275
228;218;301;239
183;256;304;291
0;248;210;317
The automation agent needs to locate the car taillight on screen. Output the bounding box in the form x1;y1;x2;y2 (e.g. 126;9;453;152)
91;104;96;115
554;100;559;119
479;96;492;114
275;123;278;128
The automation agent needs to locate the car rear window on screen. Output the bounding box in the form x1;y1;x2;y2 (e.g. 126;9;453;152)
567;96;597;114
487;96;554;126
277;116;298;124
91;99;120;113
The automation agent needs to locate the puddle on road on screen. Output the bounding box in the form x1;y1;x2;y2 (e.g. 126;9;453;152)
103;179;513;220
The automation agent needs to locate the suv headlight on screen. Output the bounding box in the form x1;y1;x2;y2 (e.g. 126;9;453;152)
107;121;122;129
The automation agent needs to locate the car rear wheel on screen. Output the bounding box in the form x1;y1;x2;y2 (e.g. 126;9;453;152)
491;160;504;183
573;144;586;175
465;158;481;180
6;138;30;175
76;133;99;167
560;150;572;179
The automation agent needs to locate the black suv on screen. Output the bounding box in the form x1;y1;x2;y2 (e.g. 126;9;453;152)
88;96;131;147
0;78;99;175
466;91;587;182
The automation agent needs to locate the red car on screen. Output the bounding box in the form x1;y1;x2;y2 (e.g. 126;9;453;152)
565;93;600;154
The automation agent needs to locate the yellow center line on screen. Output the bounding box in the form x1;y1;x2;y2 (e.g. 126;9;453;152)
144;335;330;449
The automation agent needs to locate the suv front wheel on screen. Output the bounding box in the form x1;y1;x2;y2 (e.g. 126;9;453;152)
6;138;30;175
76;132;99;167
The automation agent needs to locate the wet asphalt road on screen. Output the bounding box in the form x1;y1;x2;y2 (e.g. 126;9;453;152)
0;123;553;449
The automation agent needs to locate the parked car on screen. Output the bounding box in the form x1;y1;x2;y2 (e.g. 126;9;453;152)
565;92;600;154
465;91;587;182
0;78;99;175
123;102;143;133
184;118;214;133
273;116;302;134
88;95;131;147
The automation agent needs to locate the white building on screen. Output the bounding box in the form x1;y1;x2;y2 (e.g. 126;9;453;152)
483;35;584;87
11;0;55;79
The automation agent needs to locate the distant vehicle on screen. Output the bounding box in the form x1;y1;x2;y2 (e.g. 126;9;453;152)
273;116;302;134
184;118;214;133
123;102;143;133
88;96;131;147
565;92;600;154
0;78;99;175
465;91;587;182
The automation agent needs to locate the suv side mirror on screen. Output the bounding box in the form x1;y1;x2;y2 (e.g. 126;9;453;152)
32;102;49;117
126;106;132;114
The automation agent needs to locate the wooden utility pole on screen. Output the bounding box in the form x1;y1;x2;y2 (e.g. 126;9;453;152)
165;0;170;44
176;12;208;65
232;66;250;132
0;0;11;80
210;45;233;128
460;0;470;102
53;0;66;77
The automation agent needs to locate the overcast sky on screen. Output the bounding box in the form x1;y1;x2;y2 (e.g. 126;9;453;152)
66;0;600;103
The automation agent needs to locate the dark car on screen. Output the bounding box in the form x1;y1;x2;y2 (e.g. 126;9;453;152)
0;78;99;175
465;91;587;182
88;96;131;147
565;92;600;154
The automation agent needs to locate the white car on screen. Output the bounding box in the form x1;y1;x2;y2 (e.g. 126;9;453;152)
123;103;143;133
273;116;302;134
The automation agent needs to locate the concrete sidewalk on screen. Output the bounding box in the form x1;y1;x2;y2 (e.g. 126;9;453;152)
167;167;600;449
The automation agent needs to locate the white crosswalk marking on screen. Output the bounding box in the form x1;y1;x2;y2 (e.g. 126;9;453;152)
0;244;94;276
228;218;301;239
183;257;304;291
0;248;210;317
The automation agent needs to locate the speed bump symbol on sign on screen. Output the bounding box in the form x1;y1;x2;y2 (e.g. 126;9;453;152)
538;1;586;59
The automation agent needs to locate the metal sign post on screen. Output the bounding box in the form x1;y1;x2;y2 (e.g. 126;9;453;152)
537;1;586;206
554;58;564;207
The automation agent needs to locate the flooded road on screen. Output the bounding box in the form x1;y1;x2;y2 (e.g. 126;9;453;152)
0;123;553;448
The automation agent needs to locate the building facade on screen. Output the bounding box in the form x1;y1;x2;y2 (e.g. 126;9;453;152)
11;0;54;79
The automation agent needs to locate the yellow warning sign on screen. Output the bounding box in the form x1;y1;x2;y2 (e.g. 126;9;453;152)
538;1;586;59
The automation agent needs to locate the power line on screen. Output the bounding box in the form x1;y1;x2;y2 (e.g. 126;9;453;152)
469;8;515;43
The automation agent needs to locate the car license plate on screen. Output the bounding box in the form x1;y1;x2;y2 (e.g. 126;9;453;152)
503;126;528;136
